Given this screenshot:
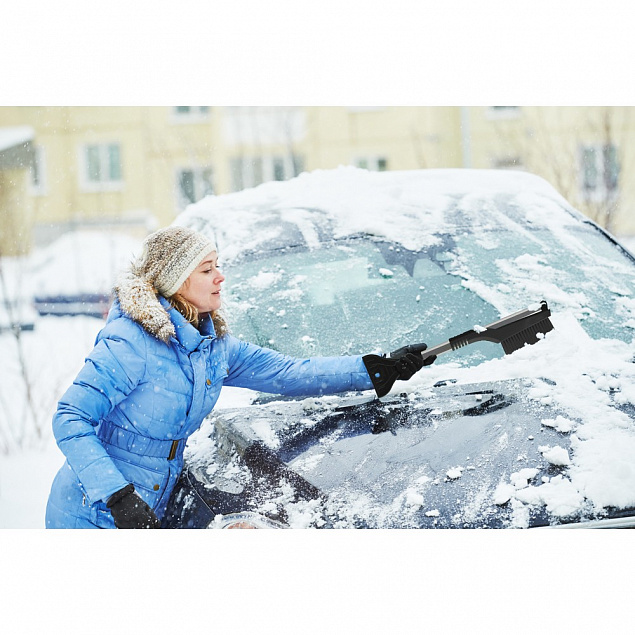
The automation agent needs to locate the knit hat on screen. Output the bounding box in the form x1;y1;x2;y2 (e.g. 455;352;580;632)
137;226;217;297
113;226;217;343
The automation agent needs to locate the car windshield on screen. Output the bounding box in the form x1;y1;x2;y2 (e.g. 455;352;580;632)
223;223;635;364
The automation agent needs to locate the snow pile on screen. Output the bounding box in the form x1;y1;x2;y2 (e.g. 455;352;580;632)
0;316;105;525
541;416;575;433
446;466;464;480
539;445;571;466
401;309;635;521
404;489;424;508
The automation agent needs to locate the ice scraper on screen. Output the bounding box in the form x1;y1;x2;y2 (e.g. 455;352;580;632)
367;301;554;398
392;300;554;362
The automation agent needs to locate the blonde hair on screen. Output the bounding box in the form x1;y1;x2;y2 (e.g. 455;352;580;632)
169;292;229;337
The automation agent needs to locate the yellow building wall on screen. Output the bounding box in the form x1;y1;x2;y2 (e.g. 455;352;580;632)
303;107;462;171
0;107;224;245
466;106;635;235
2;106;635;256
0;168;33;256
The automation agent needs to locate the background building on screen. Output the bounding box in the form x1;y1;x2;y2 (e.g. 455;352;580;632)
1;106;634;256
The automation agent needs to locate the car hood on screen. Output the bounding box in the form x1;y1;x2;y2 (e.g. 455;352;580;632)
193;376;635;528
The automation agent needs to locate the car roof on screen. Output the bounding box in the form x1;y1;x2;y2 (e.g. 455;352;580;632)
175;168;588;262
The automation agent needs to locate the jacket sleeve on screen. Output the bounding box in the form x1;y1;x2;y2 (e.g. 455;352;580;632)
223;335;373;396
52;323;147;504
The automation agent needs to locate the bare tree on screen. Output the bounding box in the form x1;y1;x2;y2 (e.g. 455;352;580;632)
578;107;628;233
0;245;42;453
490;107;630;232
410;124;429;169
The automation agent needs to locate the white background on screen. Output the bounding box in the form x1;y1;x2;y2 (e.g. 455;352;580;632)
2;1;634;632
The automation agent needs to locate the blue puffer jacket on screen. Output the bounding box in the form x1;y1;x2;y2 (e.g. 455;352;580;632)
46;297;373;528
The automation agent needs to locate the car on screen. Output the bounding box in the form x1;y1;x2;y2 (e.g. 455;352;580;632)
29;230;143;319
0;295;37;334
0;260;37;334
161;167;635;529
32;292;112;319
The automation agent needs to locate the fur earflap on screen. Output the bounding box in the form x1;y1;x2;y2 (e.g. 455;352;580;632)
113;270;175;343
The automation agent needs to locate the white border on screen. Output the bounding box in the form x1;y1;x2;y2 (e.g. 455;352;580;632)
3;1;635;104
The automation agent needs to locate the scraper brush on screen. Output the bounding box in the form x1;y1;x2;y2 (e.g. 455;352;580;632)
391;300;554;361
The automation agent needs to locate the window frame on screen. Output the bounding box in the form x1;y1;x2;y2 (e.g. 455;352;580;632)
354;156;388;171
492;156;524;170
230;155;304;191
28;144;47;196
175;165;214;209
579;142;620;201
170;106;211;123
486;106;521;120
79;142;124;192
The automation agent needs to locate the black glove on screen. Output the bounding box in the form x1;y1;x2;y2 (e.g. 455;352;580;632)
106;484;161;529
363;346;436;398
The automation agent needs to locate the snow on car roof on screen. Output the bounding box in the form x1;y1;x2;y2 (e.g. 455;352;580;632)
175;167;584;262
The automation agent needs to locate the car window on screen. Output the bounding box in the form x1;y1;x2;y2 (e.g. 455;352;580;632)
224;224;635;362
450;225;635;343
224;239;500;361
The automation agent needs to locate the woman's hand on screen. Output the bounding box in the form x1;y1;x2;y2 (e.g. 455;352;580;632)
363;347;436;398
106;484;161;529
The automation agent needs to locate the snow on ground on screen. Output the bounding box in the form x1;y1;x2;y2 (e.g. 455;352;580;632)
0;442;64;528
0;316;103;526
0;230;142;526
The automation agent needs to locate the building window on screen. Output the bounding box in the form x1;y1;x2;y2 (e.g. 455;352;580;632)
230;155;304;191
580;143;619;199
29;145;47;195
172;106;210;122
486;106;521;119
223;107;306;145
355;156;388;171
176;167;213;207
80;143;123;190
493;156;524;170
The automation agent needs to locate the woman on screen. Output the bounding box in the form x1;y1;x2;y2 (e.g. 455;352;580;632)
45;227;433;528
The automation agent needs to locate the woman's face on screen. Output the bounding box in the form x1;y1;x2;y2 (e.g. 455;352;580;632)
177;251;225;314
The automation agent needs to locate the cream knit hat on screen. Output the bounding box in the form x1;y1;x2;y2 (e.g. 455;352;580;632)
136;226;217;297
113;226;218;342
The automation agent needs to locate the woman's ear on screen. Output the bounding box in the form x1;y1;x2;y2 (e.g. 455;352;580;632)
177;277;191;294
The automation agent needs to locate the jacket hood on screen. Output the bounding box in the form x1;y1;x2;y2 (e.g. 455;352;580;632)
113;270;176;343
